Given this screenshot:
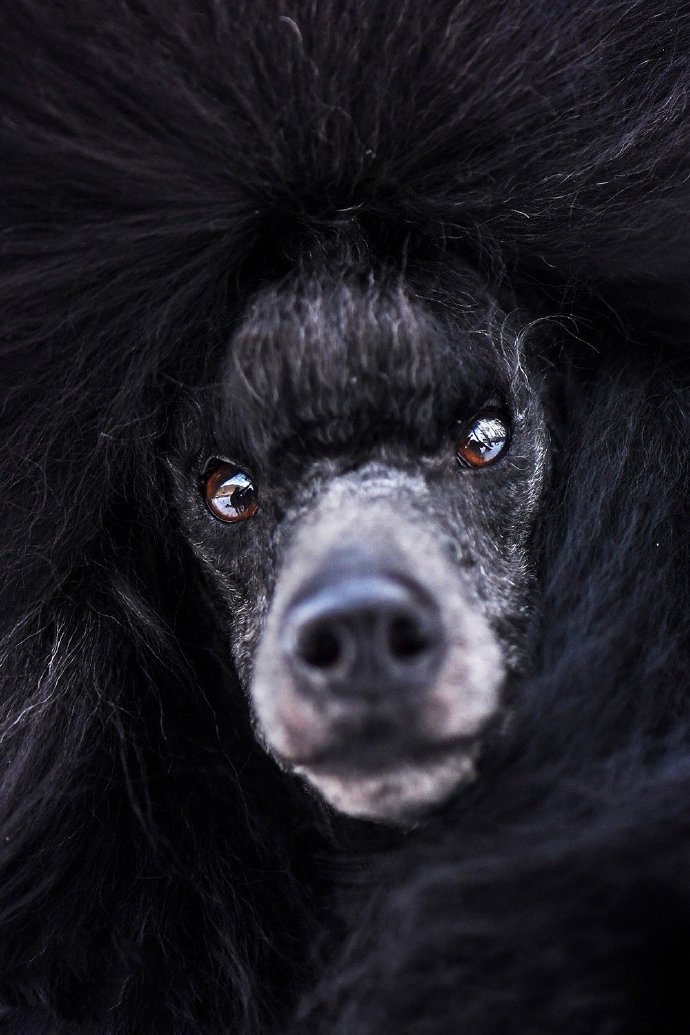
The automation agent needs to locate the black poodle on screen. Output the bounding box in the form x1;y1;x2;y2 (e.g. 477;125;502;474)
2;2;690;1032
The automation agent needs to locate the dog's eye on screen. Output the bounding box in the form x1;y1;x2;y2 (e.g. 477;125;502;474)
204;462;259;522
456;409;510;469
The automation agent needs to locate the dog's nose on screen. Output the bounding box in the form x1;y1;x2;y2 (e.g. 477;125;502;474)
283;574;444;700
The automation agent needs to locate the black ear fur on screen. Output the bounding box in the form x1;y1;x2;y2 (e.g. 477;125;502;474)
2;2;690;1032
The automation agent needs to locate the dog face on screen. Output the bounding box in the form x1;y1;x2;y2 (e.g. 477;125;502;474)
170;272;550;823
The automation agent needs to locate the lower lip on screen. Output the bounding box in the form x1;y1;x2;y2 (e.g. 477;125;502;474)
287;733;477;776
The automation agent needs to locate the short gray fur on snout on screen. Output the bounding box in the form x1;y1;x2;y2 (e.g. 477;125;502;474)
252;472;505;822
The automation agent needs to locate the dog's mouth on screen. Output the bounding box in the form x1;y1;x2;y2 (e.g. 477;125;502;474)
271;715;487;823
292;739;482;823
283;724;480;776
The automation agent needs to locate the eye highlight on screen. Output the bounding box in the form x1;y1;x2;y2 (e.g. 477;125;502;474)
203;462;259;523
456;409;510;469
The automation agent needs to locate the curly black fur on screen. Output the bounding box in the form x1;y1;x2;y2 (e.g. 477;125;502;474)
2;2;690;1032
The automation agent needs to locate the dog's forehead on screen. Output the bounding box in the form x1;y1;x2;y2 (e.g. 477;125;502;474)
216;276;512;462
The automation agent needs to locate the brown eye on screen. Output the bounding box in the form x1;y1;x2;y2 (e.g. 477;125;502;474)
456;410;510;469
204;462;259;522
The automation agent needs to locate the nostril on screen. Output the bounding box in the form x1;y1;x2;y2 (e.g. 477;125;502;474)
387;613;433;659
284;572;444;691
296;623;343;670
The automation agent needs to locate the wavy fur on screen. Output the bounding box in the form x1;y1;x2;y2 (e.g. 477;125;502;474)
1;2;690;1031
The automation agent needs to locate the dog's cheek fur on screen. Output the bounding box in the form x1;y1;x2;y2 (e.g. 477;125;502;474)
1;2;690;1034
